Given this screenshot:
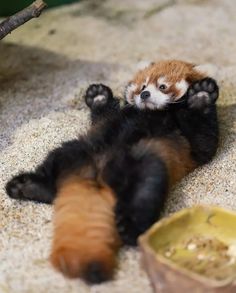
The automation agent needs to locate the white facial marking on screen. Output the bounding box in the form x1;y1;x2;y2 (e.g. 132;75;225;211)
94;95;106;102
125;83;137;104
176;79;189;99
134;83;170;110
157;76;170;88
145;76;150;85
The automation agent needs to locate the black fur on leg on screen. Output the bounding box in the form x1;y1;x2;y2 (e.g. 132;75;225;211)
6;139;97;204
103;145;168;246
6;172;56;204
173;106;219;165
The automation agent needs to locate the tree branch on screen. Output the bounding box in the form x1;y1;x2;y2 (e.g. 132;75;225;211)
0;0;47;40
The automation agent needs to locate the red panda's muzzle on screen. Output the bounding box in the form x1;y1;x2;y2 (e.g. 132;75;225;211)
140;90;151;100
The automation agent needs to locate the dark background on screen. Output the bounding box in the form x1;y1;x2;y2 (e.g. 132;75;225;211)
0;0;79;16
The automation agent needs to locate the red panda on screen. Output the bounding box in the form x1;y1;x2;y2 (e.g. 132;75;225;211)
6;60;219;284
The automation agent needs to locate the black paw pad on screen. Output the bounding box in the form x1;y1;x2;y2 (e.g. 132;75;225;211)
187;77;219;109
6;173;31;199
84;84;113;109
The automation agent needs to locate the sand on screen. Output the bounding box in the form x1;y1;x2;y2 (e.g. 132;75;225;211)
0;0;235;292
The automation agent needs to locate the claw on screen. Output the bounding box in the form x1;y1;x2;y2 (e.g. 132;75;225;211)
207;82;215;92
193;83;201;91
202;80;209;90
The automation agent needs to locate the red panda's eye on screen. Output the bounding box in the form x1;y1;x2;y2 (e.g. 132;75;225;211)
159;84;167;90
141;85;146;91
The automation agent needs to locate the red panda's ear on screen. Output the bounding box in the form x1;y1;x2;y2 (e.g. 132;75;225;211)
124;82;137;104
136;60;154;71
193;64;218;79
186;64;207;83
193;64;206;74
175;79;189;100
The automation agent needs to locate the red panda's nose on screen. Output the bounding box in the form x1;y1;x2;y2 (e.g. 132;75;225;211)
140;91;150;100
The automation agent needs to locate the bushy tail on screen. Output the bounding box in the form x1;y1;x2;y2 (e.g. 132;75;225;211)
50;177;120;284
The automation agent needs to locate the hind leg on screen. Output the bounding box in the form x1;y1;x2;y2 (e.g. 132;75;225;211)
84;84;120;125
6;139;96;204
103;146;169;246
5;172;55;204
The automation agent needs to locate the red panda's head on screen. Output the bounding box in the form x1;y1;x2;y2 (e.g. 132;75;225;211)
125;60;206;110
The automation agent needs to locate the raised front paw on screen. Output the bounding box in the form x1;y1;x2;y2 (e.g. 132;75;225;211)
187;77;219;109
5;172;53;203
84;84;113;110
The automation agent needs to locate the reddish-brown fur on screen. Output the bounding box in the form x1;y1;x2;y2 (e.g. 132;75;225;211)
129;60;206;102
50;177;121;281
136;136;197;187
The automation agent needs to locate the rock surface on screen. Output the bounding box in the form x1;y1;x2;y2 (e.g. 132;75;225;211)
0;0;236;292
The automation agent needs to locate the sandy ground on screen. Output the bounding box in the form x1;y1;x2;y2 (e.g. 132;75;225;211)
0;0;236;292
